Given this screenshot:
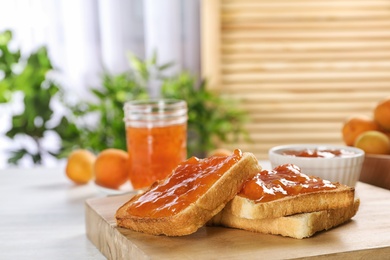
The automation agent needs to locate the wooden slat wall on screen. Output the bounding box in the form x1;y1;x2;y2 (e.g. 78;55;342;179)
201;0;390;160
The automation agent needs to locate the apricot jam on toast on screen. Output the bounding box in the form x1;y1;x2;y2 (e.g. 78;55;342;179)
239;164;337;203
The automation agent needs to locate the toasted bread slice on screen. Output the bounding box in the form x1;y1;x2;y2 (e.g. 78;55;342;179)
116;151;261;236
226;183;355;220
209;199;360;239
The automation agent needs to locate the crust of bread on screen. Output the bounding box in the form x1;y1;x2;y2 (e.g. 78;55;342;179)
226;184;355;220
115;152;261;236
209;199;360;239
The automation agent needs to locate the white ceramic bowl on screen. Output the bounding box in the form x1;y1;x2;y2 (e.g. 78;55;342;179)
268;144;365;187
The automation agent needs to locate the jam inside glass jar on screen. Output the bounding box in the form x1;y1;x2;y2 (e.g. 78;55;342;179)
239;164;337;203
124;99;187;189
127;149;243;218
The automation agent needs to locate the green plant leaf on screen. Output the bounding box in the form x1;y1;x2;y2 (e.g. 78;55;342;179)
2;39;62;165
92;88;106;99
7;148;28;165
158;62;174;71
0;30;12;45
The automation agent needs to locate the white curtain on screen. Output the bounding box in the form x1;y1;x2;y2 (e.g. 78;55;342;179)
0;0;201;168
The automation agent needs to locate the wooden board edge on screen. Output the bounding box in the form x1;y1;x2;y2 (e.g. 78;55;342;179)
85;199;149;260
299;247;390;260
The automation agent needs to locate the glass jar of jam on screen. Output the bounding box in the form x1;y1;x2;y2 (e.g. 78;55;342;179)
124;99;187;189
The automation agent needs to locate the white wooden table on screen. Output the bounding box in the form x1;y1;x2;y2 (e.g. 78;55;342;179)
0;166;106;259
0;162;275;259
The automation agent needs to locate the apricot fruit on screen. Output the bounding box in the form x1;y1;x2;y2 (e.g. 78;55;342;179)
342;115;380;146
208;148;232;157
354;130;390;155
66;149;96;184
374;97;390;131
94;148;129;189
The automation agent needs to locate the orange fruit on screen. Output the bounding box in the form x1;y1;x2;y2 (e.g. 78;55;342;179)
342;115;380;146
94;148;129;189
208;148;232;157
66;149;96;184
374;97;390;131
354;130;390;155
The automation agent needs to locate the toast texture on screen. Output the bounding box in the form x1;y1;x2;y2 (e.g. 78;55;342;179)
226;183;355;220
115;152;261;236
209;199;360;239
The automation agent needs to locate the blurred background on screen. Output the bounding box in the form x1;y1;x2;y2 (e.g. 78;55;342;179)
1;0;390;169
0;0;201;168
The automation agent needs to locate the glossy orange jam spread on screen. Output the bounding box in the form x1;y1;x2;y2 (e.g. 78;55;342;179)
127;149;243;218
282;149;355;158
126;123;187;189
239;164;336;203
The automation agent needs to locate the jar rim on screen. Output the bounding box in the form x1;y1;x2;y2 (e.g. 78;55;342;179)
124;99;187;127
124;99;186;108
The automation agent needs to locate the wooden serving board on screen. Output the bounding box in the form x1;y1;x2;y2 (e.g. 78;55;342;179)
86;182;390;260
